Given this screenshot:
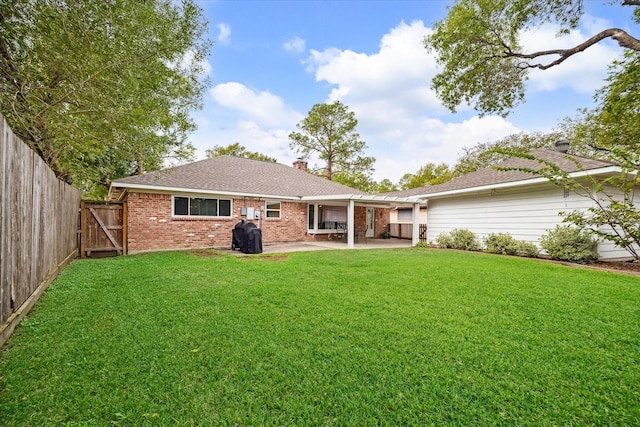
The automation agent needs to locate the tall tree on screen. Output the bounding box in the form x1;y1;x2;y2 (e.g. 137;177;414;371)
0;0;210;198
425;0;640;116
376;178;398;193
205;143;277;162
583;50;640;153
399;162;454;189
289;101;375;181
332;171;378;192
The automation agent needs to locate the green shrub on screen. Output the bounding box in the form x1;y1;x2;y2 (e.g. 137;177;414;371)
515;241;540;258
540;225;599;264
415;241;428;248
436;229;479;251
435;232;453;248
485;233;519;255
485;233;540;258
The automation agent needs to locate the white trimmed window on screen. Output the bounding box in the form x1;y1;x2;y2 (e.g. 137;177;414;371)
173;196;232;217
265;201;281;218
397;208;413;221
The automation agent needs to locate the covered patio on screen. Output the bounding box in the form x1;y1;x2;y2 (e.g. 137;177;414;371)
302;194;425;249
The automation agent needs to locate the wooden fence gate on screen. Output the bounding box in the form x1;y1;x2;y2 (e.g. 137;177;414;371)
80;202;127;257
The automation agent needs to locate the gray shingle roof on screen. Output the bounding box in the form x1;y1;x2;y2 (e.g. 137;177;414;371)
112;155;367;198
383;148;616;198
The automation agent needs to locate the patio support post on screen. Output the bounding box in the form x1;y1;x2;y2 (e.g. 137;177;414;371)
412;202;420;246
347;199;355;249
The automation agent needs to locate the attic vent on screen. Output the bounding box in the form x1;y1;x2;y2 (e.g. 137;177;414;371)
555;139;570;153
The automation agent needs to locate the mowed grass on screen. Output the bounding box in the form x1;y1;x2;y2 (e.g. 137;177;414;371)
1;249;639;426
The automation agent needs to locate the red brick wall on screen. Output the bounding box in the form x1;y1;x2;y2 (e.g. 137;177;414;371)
353;207;391;237
125;192;308;253
124;192;394;253
375;207;390;237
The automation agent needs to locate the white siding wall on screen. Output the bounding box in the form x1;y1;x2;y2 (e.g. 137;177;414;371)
425;183;633;260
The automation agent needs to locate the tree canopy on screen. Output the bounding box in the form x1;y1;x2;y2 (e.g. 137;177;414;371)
425;0;640;116
582;50;640;153
399;163;454;189
0;0;210;198
288;101;375;182
205;143;277;162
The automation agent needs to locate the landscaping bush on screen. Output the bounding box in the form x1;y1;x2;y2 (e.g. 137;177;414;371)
436;229;480;251
485;233;519;255
516;241;541;258
435;232;454;248
485;233;539;258
540;225;599;264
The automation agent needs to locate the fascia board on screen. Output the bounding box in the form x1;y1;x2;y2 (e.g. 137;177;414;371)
301;194;426;204
109;182;301;201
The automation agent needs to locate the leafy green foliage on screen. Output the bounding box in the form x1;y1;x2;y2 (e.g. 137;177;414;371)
332;170;378;192
455;131;562;175
374;178;398;193
485;233;539;258
540;225;599;264
289;101;375;182
399;162;454;189
0;0;211;197
583;50;640;153
205;142;277;162
2;250;640;425
425;0;640;116
436;228;480;251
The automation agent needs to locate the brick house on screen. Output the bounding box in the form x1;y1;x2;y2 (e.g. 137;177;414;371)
108;156;422;254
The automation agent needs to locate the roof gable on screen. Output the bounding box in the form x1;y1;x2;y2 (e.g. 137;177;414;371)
111;155;367;198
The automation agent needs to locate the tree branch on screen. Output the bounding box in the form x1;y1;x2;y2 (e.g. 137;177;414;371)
505;28;640;70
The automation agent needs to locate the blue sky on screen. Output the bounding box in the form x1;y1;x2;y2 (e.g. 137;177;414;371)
189;0;638;183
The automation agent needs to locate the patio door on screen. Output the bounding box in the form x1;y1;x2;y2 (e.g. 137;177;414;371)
366;208;375;238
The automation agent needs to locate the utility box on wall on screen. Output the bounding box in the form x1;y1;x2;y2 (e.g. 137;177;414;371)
241;207;255;218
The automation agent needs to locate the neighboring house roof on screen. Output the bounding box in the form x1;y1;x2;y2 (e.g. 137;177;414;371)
383;148;618;199
111;155;368;199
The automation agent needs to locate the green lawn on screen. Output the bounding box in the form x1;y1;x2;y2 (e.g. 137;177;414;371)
1;248;639;426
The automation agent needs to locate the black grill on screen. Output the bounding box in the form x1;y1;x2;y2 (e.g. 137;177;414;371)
231;220;263;254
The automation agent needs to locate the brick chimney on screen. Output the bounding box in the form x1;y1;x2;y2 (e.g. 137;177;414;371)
293;158;308;172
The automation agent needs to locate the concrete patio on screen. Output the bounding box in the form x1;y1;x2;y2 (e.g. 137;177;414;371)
261;238;414;254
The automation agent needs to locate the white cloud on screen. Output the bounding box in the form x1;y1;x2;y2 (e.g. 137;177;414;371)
188;115;296;167
210;82;303;128
302;20;525;181
368;116;522;181
201;18;618;183
217;23;231;46
307;21;442;110
283;36;306;54
197;83;304;165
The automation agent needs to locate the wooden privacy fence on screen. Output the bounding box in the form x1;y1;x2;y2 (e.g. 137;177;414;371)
80;202;127;257
0;115;81;347
389;223;428;242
